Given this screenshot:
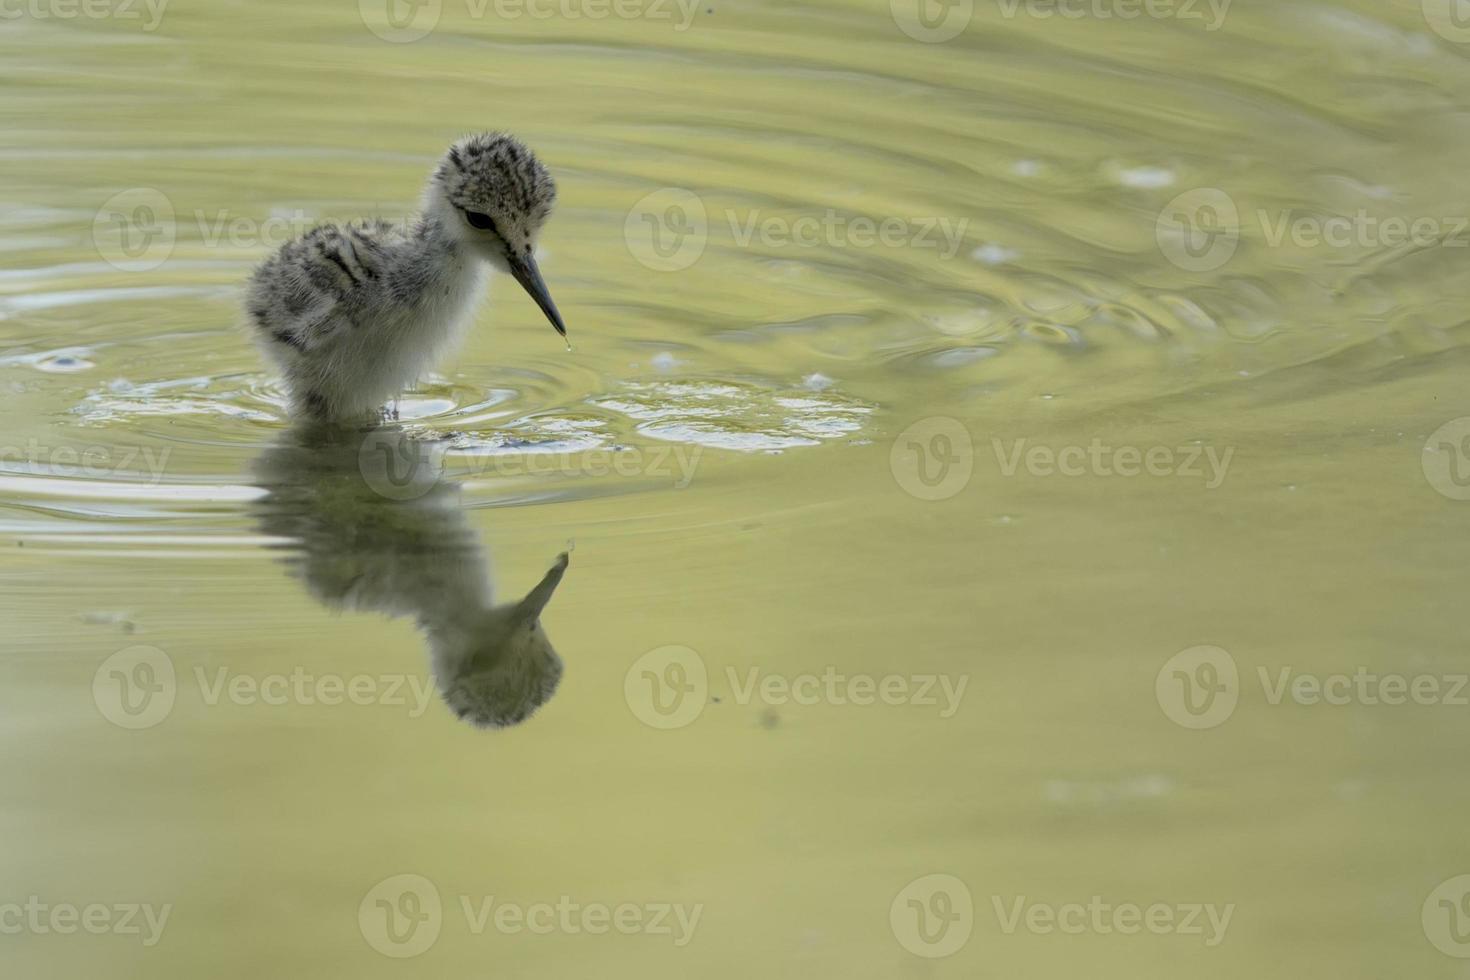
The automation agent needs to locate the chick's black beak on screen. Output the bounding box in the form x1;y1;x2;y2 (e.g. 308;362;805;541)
509;253;567;339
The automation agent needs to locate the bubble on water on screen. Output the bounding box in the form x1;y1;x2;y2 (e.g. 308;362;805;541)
36;354;94;373
972;243;1020;266
0;346;96;373
1113;165;1176;189
1020;322;1085;348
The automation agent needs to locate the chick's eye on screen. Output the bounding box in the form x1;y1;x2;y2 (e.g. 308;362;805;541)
463;210;497;232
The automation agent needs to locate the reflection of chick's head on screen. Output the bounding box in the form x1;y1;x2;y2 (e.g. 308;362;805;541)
428;552;569;728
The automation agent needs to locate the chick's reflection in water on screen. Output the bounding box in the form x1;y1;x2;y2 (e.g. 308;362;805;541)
250;423;570;728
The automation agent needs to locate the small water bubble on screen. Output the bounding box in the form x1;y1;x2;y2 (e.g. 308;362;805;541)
972;243;1020;266
37;354;94;374
1114;165;1176;189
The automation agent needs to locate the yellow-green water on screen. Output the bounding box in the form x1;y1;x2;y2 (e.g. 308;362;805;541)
4;0;1470;976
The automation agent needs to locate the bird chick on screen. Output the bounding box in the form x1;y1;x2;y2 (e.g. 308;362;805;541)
246;132;566;421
